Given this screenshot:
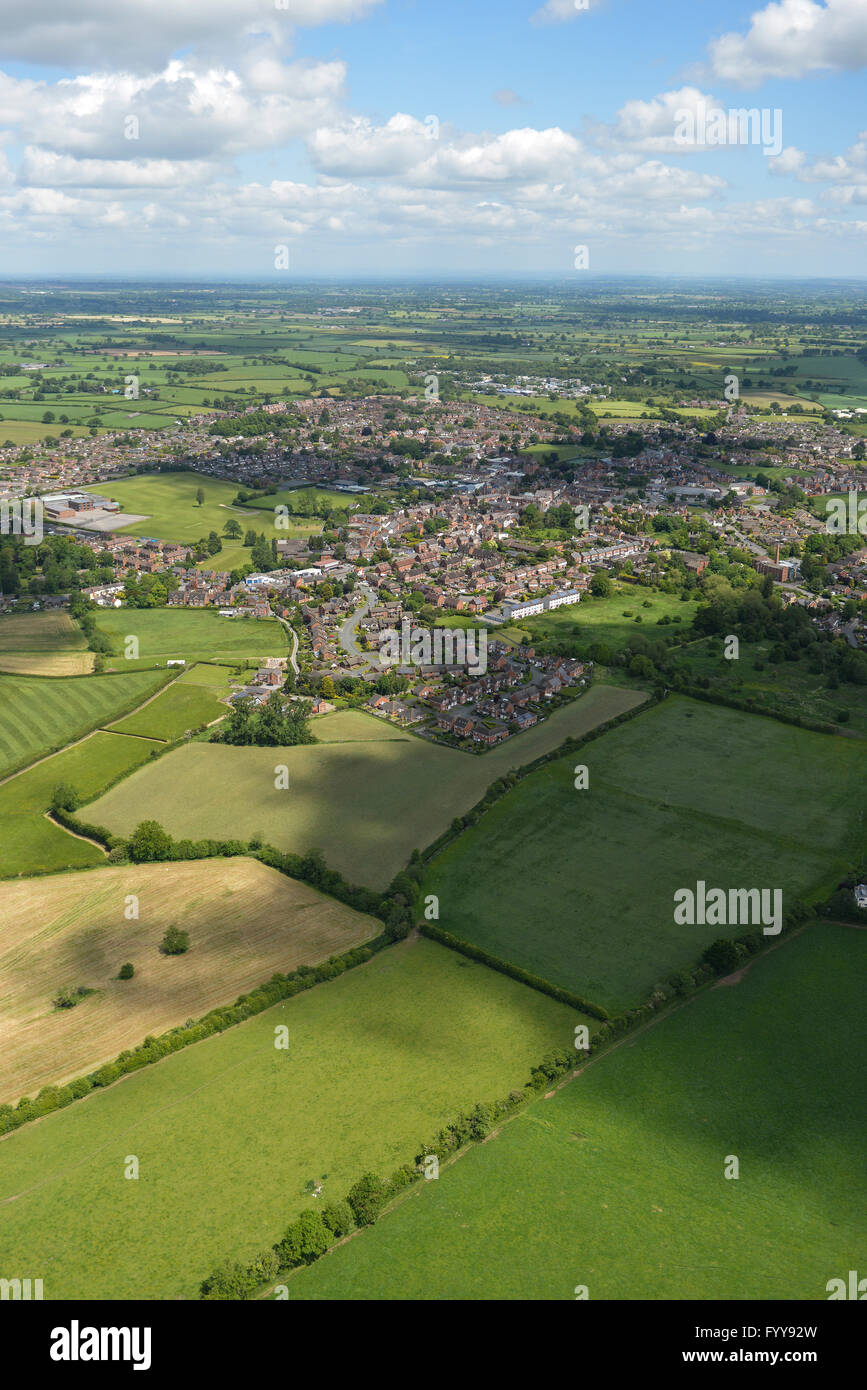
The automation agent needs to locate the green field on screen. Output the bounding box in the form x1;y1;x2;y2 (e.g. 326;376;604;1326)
0;937;583;1300
422;696;866;1011
95;608;286;665
0;730;159;877
0;667;168;779
498;588;699;655
0;610;87;655
678;636;867;736
83;471;322;547
0;610;92;675
86;686;646;888
282;923;865;1300
108;665;231;741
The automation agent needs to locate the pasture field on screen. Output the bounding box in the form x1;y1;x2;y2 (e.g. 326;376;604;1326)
108;666;230;741
497;588;699;654
0;857;380;1102
86;686;646;888
94;607;286;664
422;697;866;1011
0;937;584;1300
0;610;91;675
282;923;865;1301
0;730;158;878
0;667;169;779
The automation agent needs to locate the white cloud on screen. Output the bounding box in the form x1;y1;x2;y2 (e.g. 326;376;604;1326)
770;129;867;185
709;0;867;86
2;55;346;161
0;0;383;70
18;148;222;188
592;87;720;153
531;0;601;25
308;114;437;177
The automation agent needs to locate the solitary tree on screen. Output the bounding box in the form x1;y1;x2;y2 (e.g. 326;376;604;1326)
160;925;189;956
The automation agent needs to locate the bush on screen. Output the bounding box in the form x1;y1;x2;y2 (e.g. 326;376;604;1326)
53;984;92;1010
118;962;135;980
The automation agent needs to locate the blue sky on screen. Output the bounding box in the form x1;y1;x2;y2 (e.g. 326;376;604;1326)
0;0;864;276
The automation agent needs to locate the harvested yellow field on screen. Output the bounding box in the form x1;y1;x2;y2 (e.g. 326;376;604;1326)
0;857;378;1101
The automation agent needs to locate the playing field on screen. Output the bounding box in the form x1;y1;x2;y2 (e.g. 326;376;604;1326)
0;730;159;878
94;608;287;664
0;936;582;1300
93;472;332;547
422;696;867;1011
86;686;646;888
282;923;866;1300
0;610;92;675
0;667;169;779
0;857;380;1102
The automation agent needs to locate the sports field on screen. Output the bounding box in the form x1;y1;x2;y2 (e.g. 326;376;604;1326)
0;667;169;779
86;686;646;888
0;937;582;1300
282;923;866;1300
94;472;333;547
94;608;287;665
0;857;379;1102
422;696;867;1011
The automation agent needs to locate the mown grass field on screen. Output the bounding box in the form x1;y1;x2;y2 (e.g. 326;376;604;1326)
282;924;865;1301
94;471;285;543
0;667;168;779
95;472;336;547
0;937;584;1300
95;608;286;665
86;686;646;888
498;587;699;655
108;665;231;741
0;857;379;1102
0;730;158;878
422;697;867;1011
0;610;92;675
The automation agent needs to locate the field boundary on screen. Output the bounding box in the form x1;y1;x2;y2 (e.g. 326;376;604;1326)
418;921;608;1019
